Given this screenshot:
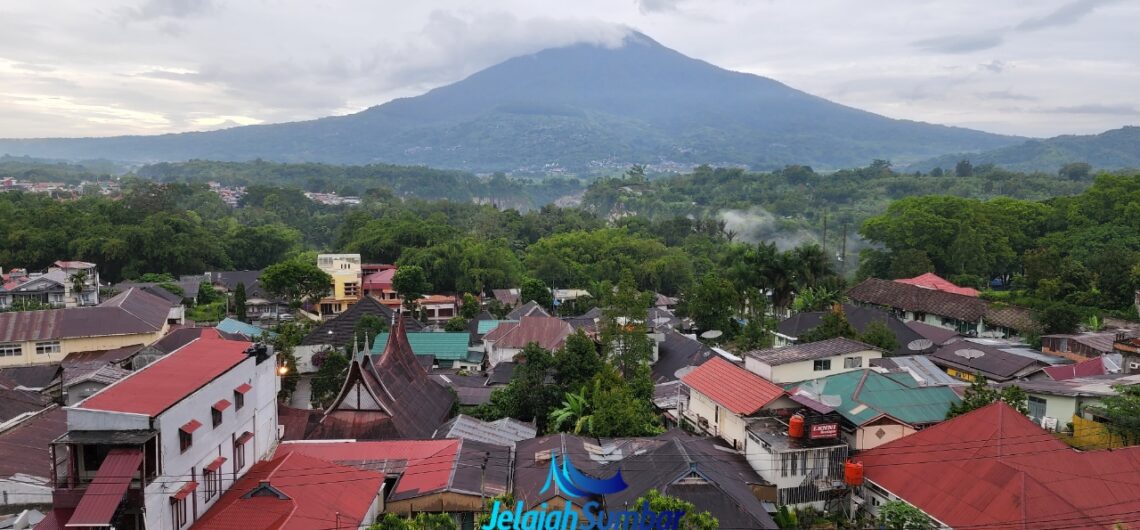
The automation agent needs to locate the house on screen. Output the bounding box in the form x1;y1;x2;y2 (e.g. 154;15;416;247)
512;431;778;529
114;274;206;305
314;253;362;318
415;294;459;324
427;370;494;406
775;304;936;355
904;320;962;347
506;300;550;320
0;261;99;310
1043;354;1123;381
652;328;714;383
482;315;573;368
367;332;477;369
1112;336;1140;374
681;357;799;450
59;347;139;406
193;451;383;529
869;355;966;387
0;387;49;428
362;266;400;308
0;288;172;368
744;338;885;384
37;331;279;530
205;271;288;321
995;373;1140;428
1042;331;1135;362
894;272;980;297
854;401;1140;529
848;278;1038;338
432;414;536;447
491;288;520;307
786;369;962;450
295;296;422;373
304;315;455;440
744;416;850;508
276;438;511;525
0;407;66;508
929;340;1049;382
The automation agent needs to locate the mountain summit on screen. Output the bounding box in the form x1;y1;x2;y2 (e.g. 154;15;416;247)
0;31;1021;172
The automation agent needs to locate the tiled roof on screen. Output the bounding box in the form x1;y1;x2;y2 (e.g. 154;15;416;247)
787;369;960;427
929;341;1046;382
778;304;934;355
904;320;962;346
652;329;714;383
681;357;785;415
194;452;383;530
0;364;61;390
506;301;549;320
746;337;881;366
76;335;251;417
858;402;1140;530
483;315;572;350
370;332;471;361
0;288;169;342
848;278;987;322
984;304;1040;333
895;272;981;297
300;295;422;347
492;288;520;306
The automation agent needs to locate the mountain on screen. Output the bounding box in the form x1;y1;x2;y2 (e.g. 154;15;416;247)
0;32;1022;173
907;126;1140;173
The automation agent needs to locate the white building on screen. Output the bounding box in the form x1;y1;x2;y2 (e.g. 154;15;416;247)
745;416;849;508
37;330;279;530
744;338;884;384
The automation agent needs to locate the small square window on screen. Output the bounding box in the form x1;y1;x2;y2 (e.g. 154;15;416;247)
813;359;832;371
35;341;60;355
179;430;192;453
844;357;862;368
211;408;222;428
234;390;244;411
0;343;21;357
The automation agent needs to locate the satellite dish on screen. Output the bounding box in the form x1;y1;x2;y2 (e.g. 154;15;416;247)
700;330;723;339
820;395;843;408
954;348;986;359
907;339;934;351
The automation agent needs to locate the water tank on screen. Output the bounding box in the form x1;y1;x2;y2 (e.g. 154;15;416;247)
788;414;805;438
844;461;864;486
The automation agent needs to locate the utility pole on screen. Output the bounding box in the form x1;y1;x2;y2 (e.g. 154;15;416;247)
840;223;848;278
821;211;828;255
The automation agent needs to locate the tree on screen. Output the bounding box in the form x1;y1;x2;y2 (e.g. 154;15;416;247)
234;282;248;322
947;376;1029;418
554;329;603;389
600;271;656;377
460;293;480;319
888;249;935;279
879;500;933;530
587;365;662;437
955;159;974;178
270;320;311;401
1087;384;1140;445
631;490;718;530
681;272;737;336
549;389;593;434
370;513;457;530
519;277;551;311
444;316;468;332
1037;303;1082;334
68;269;89;297
860;320;899;353
798;304;858;343
310;351;349;408
261;259;332;308
354;314;388;347
392;265;431;310
474;343;562;431
1059;162;1092;181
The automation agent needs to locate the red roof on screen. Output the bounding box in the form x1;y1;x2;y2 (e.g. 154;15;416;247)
1044;356;1110;381
194;452;383;530
235;383;252;394
205;456;227;472
275;439;457;498
895;272;980;297
483;316;572;350
681;357;785;415
213;399;232;411
181;419;203;433
363;268;396;290
77;336;251;417
858;402;1140;529
173;480;197;500
68;448;143;527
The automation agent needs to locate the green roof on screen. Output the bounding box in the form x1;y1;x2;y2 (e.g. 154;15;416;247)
478;320;517;335
787;370;961;427
369;332;472;361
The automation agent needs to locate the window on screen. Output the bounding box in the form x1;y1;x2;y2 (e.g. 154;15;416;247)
179;430;192;453
780;453;788;477
801;451;808;475
1028;396;1047;422
204;469;216;500
0;343;20;357
171;497;187;528
790;452;799;475
211;408;222;428
235;443;246;470
813;359;831;371
35;341;60;355
844;356;862;369
344;282;359;297
234;390;244;411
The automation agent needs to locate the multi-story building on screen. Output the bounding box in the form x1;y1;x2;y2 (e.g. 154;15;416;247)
744;338;885;384
315;253;362;318
37;330;279;530
0;261;100;310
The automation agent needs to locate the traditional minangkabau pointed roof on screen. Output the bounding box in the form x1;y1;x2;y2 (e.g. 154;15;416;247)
309;311;455;440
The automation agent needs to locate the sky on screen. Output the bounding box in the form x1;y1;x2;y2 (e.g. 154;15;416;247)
1;0;1137;139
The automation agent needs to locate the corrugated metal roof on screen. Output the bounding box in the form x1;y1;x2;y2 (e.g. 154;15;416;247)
67;448;143;527
216;317;276;340
681;357;785;415
746;337;881;366
895;272;981;296
0;407;66;479
477;319;516;335
0;288;170;343
433;414;536;446
789;369;960;427
483;316;571;350
370;331;471;361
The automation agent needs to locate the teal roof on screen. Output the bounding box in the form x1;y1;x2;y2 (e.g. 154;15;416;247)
370;332;472;361
216;317;276;340
478;320;517;335
788;370;961;427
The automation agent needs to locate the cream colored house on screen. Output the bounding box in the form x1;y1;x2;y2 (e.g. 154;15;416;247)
315;254;362;317
744;338;884;384
681;356;798;450
0;288;172;368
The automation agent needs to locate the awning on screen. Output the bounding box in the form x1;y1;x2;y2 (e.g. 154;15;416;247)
181;419;202;434
67;448;143;527
172;481;198;501
235;431;254;445
235;383;252;394
204;456;227;472
213;399;232;412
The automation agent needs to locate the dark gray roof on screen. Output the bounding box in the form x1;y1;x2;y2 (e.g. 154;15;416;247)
432;414;536;446
0;365;61;390
430;370;493;405
0;407;66;480
300;296;423;348
0;288;170;343
0;387;49;423
905;320;962;346
114;275;205;300
746;337;881;366
848;278;987;322
486;362;517;386
929;341;1047;382
778;304;934;355
507;301;549;320
652;329;714;383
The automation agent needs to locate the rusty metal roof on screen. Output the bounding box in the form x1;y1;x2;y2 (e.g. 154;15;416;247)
0;288;170;342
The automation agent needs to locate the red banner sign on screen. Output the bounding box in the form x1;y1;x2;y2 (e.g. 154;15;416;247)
809;423;839;439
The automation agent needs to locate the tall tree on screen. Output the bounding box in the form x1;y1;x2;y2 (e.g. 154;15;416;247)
554;329;603;389
1088;384;1140;445
392;265;431;310
261;259;332;308
798;304;858;343
947;376;1028;418
631;490;718;530
519;277;551;311
860;320;899;353
234;282;248;322
310;351;350;408
601;271;655;377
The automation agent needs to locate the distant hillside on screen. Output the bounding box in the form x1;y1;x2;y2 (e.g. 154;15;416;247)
0;32;1022;173
908;126;1140;173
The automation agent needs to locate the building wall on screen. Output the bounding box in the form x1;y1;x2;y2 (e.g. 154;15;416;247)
0;474;52;507
853;420;915;451
687;390;721;437
744;432;846;509
65;381;109;406
0;328;165;368
486;344;521;368
747;350;883;384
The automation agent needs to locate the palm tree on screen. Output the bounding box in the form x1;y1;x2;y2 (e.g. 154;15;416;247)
68;269;90;304
549;390;593;435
